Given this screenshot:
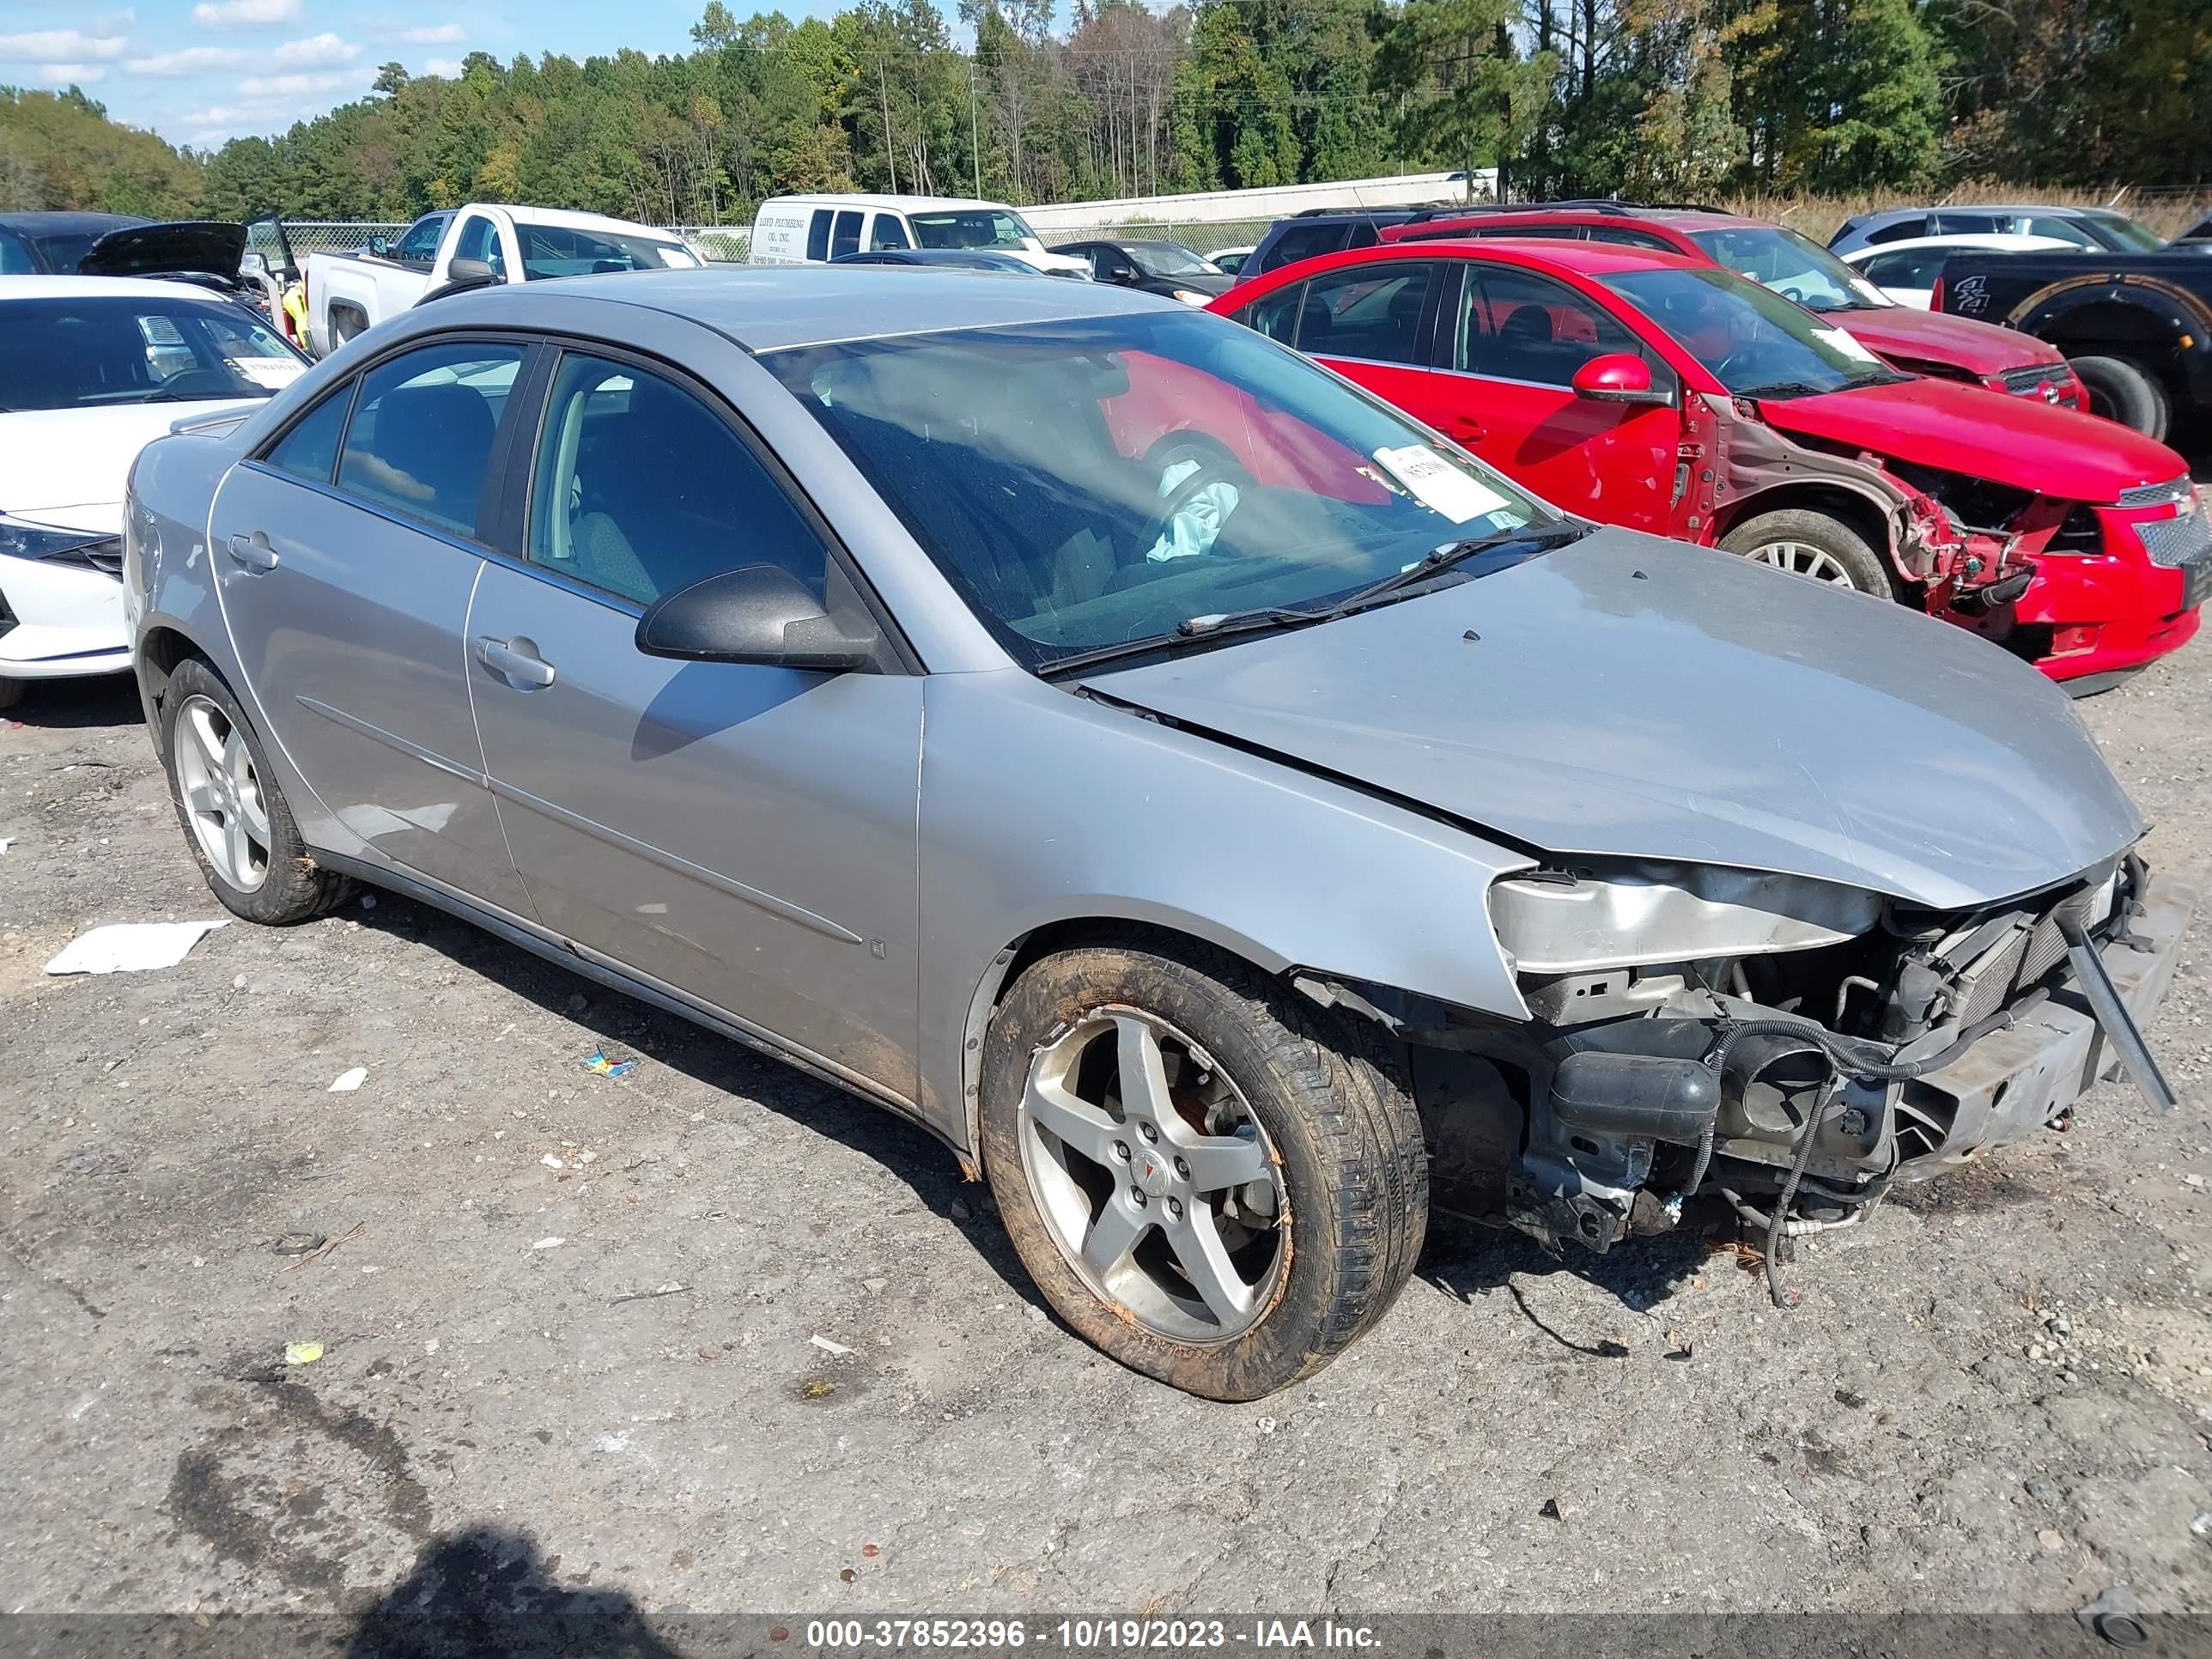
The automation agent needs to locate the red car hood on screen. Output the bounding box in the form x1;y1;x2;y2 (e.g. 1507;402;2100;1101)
1757;377;2185;502
1832;304;2063;376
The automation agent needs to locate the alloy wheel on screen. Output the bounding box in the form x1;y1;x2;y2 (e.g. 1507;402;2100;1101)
173;694;271;892
1018;1007;1286;1342
1745;538;1860;586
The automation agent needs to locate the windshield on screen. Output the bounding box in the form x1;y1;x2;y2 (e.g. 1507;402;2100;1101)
30;232;106;272
762;308;1558;670
1686;225;1891;313
1601;266;1910;398
0;295;306;411
1130;243;1217;277
2100;216;2166;252
518;224;699;279
908;210;1040;252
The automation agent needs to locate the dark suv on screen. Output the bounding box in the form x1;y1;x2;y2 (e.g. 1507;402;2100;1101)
1236;209;1454;284
1380;201;2081;408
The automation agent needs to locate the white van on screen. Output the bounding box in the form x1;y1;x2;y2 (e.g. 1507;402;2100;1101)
748;195;1089;276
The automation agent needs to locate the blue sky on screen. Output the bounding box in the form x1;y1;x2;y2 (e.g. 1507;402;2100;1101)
0;0;763;149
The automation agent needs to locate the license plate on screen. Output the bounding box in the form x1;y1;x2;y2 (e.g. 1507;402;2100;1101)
2188;556;2212;610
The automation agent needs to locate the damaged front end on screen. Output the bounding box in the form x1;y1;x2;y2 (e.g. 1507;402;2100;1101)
1391;853;2193;1277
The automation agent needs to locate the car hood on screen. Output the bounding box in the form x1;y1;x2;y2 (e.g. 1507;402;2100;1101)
1011;248;1094;277
1830;304;2064;375
78;220;246;280
1082;532;2142;911
0;403;262;529
1756;376;2185;501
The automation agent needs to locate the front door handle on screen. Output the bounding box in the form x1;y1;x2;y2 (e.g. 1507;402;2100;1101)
225;531;279;572
1445;415;1488;443
475;635;556;689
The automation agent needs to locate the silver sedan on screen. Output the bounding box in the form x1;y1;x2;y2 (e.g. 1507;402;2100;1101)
125;267;2190;1398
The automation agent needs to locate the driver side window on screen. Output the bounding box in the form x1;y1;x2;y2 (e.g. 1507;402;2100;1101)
1455;267;1651;389
526;353;829;608
396;216;447;267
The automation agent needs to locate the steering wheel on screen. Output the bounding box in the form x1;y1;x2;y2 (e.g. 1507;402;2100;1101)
1133;458;1238;558
157;368;250;398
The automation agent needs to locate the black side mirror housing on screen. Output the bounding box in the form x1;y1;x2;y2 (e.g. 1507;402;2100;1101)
368;234;390;258
635;564;879;672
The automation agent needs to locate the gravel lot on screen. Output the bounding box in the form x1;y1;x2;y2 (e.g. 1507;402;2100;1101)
4;629;2211;1639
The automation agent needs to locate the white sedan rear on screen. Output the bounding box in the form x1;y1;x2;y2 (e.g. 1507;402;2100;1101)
1838;232;2077;307
0;276;305;707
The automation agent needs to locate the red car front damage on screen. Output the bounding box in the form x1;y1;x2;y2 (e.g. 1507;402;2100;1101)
1754;378;2208;683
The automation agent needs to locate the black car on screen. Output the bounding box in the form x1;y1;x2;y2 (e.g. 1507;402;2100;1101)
1235;209;1453;284
831;248;1049;275
1048;240;1232;302
0;210;148;276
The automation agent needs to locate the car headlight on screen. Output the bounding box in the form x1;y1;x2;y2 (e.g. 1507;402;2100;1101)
1489;862;1881;975
1170;288;1213;306
0;514;125;574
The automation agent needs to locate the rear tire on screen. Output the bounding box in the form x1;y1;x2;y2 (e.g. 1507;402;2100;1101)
1718;508;1899;599
160;658;354;925
2070;355;2170;440
979;934;1427;1400
0;678;22;713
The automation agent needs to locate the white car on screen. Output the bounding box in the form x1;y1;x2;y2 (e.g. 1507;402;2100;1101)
1206;244;1255;276
747;194;1090;277
1838;233;2078;308
0;276;307;708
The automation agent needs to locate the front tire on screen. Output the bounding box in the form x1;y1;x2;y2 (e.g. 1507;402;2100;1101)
980;935;1427;1400
2069;355;2170;441
1719;508;1899;599
160;658;353;924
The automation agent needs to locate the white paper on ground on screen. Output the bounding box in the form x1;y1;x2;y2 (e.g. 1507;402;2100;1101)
328;1066;368;1093
44;920;228;975
1371;445;1510;524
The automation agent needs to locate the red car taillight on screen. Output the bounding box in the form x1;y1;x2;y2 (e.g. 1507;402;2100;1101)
1928;274;1945;313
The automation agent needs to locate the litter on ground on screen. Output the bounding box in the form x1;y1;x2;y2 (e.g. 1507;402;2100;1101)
582;1048;636;1079
326;1066;368;1093
283;1341;324;1366
44;921;228;976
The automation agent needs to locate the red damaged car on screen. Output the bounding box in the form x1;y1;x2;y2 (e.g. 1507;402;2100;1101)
1212;238;2209;688
1376;203;2087;411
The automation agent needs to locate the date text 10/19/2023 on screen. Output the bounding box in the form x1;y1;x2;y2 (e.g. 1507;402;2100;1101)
801;1620;1383;1650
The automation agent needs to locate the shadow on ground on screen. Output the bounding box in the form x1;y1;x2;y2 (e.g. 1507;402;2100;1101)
346;1526;684;1659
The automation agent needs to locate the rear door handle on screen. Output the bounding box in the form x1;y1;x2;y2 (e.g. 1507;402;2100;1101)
225;531;279;572
475;635;556;689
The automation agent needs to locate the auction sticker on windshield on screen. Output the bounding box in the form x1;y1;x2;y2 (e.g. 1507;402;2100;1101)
1372;445;1510;524
1811;326;1882;364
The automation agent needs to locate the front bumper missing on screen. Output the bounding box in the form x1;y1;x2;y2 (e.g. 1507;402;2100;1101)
1894;873;2194;1174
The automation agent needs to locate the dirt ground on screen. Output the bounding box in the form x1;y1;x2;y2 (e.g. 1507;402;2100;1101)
3;636;2211;1640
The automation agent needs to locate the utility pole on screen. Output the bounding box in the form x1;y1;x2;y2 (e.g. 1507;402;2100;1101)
969;70;983;196
878;54;898;193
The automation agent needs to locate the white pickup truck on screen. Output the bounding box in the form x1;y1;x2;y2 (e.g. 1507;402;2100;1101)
300;204;702;358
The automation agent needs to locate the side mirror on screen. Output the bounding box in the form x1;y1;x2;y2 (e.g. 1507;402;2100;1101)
447;256;497;286
368;234;390;257
1571;352;1671;406
240;252;270;279
635;564;879;672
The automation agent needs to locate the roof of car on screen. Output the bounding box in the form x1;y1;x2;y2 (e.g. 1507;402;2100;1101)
0;273;252;302
478;204;684;236
427;264;1168;351
1412;204;1750;234
0;210;147;234
1842;233;2080;258
759;194;1024;215
1267;235;1702;279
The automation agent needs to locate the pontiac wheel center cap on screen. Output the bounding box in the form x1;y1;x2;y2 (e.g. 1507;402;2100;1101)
1133;1148;1176;1198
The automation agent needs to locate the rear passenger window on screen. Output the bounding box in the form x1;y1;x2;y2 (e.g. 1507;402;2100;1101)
527;353;828;607
869;214;910;250
831;210;865;260
1863;217;1928;246
1261;223;1348;272
265;387;352;484
1292;261;1434;365
1586;226;1674;250
1237;282;1306;343
336;342;524;538
805;211;833;263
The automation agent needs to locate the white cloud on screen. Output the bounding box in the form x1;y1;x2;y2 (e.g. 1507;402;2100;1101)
236;69;356;97
126;32;355;74
32;63;108;86
271;31;356;65
191;0;301;25
0;30;131;61
398;23;465;44
422;57;464;76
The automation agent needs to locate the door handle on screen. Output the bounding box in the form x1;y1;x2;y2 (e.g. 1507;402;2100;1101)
475;635;556;689
1446;416;1488;443
225;531;280;572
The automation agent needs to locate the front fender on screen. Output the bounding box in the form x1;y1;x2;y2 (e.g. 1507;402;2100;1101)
916;670;1533;1150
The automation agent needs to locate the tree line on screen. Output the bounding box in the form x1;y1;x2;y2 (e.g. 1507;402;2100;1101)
1;0;2205;229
